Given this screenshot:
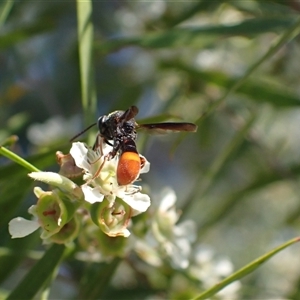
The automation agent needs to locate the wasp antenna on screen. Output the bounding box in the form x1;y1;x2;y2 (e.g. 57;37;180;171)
70;122;97;142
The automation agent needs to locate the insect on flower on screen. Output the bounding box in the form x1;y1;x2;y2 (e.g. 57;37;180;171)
71;106;197;185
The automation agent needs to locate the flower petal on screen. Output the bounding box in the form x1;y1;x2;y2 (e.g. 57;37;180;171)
70;142;91;171
134;240;163;267
82;185;105;204
8;217;40;238
174;220;197;243
139;155;150;174
170;238;191;269
109;228;130;238
122;192;151;215
159;188;177;212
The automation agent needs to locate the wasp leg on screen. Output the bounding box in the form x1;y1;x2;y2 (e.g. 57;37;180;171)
91;154;109;180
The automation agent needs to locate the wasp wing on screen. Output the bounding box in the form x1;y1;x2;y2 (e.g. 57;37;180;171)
136;122;197;134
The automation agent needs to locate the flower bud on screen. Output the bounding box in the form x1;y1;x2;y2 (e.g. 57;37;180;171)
56;151;83;178
28;171;83;200
48;214;80;244
95;230;127;256
34;189;78;239
90;197;132;237
78;223;127;258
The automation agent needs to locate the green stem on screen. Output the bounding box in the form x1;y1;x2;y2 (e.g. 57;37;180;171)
0;146;40;172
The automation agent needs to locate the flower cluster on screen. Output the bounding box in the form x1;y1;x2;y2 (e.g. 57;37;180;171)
188;245;241;299
9;142;151;244
124;188;240;299
134;188;197;269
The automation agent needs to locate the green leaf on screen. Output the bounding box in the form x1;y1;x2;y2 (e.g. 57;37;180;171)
0;232;39;284
79;257;121;299
76;0;97;142
0;147;66;228
162;1;222;28
192;237;300;300
0;20;55;49
0;0;14;27
6;243;66;300
171;16;300;153
0;174;33;229
0;145;66;181
181;113;256;218
161;63;300;107
97;17;296;53
197;162;300;235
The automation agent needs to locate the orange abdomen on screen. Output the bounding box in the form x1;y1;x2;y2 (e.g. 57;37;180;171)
117;152;141;185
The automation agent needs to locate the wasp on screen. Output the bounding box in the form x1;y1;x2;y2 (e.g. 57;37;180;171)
72;106;197;185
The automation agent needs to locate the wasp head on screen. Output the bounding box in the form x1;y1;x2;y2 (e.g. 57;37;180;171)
97;114;114;141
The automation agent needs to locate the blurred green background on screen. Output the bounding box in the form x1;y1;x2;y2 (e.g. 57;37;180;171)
1;0;300;299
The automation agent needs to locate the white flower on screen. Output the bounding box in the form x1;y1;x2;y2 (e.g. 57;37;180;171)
8;206;40;238
166;220;196;269
154;188;196;269
134;238;163;267
119;191;151;215
134;188;196;269
70;142;151;214
27;115;80;146
188;245;241;299
81;185;105;204
153;189;196;269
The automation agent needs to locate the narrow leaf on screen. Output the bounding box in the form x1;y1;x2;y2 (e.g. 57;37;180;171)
76;0;97;133
80;257;121;299
7;244;66;300
161;63;300;107
0;0;14;27
192;237;300;300
97;18;296;53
